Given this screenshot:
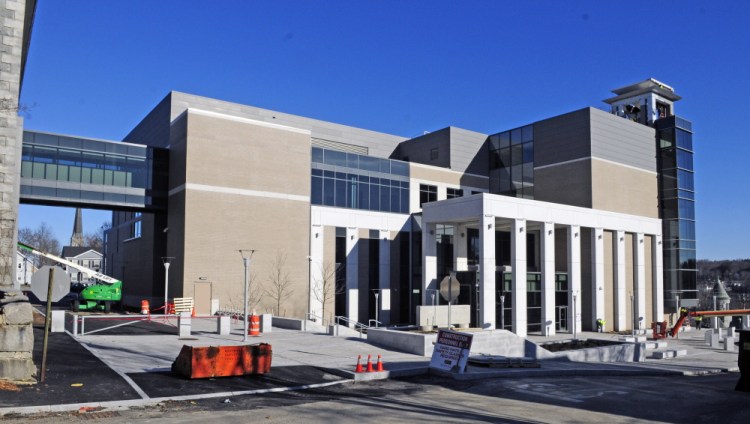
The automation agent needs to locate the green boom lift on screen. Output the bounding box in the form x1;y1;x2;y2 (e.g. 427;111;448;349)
18;241;122;312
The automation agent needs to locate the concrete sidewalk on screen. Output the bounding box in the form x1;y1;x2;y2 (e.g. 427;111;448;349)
0;312;742;417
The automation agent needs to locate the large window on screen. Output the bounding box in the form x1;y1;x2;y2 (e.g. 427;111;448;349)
419;184;437;207
446;187;463;199
311;148;409;214
488;124;534;198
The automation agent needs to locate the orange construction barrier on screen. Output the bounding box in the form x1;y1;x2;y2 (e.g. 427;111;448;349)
171;343;272;379
140;300;150;315
248;314;261;336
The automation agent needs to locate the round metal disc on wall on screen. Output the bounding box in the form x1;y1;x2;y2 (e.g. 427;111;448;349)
30;265;70;302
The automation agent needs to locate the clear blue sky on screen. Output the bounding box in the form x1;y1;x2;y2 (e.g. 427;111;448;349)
17;1;750;260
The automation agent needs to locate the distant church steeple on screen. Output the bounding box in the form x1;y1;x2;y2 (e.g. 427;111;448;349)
70;208;84;247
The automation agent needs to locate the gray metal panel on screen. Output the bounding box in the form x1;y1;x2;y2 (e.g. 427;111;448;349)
589;108;656;172
123;93;172;148
168;92;406;159
394;128;451;169
534;108;592;167
448;127;488;175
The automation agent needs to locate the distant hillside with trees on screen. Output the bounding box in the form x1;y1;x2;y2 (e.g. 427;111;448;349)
697;259;750;310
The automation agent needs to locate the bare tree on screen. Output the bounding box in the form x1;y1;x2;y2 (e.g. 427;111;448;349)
313;260;344;324
225;272;263;315
266;251;294;316
18;222;61;267
84;221;111;252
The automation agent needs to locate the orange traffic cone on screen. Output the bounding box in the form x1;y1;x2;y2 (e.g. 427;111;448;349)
366;354;374;372
191;307;196;317
376;354;384;372
354;355;363;373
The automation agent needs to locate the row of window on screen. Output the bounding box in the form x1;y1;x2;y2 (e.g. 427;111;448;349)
312;147;411;214
419;185;467;207
312;170;409;213
21;144;150;188
312;147;409;176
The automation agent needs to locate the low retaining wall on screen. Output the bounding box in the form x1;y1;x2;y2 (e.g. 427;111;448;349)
367;328;437;356
272;316;327;333
540;340;645;362
365;328;644;362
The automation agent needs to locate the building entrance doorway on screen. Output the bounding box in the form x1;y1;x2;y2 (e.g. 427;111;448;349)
193;282;212;315
557;305;568;332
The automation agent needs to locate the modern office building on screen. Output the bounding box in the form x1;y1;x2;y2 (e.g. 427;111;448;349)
103;78;696;336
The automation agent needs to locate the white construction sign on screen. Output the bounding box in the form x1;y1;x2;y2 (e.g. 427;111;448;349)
429;329;473;373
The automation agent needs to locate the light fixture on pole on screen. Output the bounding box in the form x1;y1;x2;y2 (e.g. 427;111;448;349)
239;249;255;342
161;257;174;316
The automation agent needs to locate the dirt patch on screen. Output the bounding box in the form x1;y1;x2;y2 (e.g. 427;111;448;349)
541;339;623;352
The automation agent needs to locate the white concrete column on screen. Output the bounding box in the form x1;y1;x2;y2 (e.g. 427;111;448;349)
568;225;581;335
480;215;497;329
345;227;359;324
541;222;555;336
511;218;526;336
309;224;324;320
591;228;605;329
614;230;627;331
454;224;468;272
652;234;664;322
634;233;646;331
378;229;391;325
422;222;438;306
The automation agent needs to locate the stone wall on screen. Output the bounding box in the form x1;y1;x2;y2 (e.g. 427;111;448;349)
0;292;35;381
0;0;36;382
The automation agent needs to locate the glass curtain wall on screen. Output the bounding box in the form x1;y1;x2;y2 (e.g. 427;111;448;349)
656;116;697;311
311;148;410;214
488;125;534;198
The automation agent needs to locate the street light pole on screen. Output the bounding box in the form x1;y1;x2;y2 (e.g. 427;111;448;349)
573;291;578;339
307;256;312;323
374;291;380;327
500;295;505;331
239;249;255;342
631;293;635;336
161;257;174;316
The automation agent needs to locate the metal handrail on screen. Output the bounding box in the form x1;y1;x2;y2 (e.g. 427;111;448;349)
368;319;382;328
308;312;332;328
334;315;370;337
